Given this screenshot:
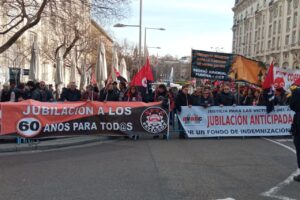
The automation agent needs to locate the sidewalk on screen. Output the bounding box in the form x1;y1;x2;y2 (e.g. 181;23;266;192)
0;136;112;153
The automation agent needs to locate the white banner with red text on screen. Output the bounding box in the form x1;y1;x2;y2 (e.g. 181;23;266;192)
178;106;294;138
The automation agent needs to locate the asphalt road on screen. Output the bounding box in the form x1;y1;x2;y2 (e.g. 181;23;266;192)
0;137;299;200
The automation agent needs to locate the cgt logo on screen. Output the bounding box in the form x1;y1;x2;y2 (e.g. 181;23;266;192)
183;114;203;124
140;107;168;134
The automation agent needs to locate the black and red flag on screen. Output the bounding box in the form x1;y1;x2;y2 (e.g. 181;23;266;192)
262;62;275;113
130;57;154;87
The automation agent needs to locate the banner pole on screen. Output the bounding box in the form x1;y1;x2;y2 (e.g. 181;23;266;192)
237;83;240;105
167;98;170;140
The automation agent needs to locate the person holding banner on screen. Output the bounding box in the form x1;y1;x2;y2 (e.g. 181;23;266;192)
289;80;300;182
199;87;214;108
216;84;236;107
176;84;192;139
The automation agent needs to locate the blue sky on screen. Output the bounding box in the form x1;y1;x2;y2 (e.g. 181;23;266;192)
111;0;235;57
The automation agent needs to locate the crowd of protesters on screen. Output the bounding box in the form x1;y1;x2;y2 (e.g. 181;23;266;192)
0;80;292;107
0;79;294;139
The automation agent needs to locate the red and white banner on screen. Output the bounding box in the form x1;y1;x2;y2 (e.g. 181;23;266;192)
0;100;168;138
274;67;300;90
178;106;294;138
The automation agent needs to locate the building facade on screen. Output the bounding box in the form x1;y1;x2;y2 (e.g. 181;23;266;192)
232;0;300;69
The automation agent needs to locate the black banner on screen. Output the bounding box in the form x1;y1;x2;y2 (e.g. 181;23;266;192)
191;50;234;81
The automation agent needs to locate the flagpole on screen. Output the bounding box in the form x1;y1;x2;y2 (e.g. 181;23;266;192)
167;98;170;140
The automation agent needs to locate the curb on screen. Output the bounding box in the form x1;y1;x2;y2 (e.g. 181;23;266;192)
0;136;114;153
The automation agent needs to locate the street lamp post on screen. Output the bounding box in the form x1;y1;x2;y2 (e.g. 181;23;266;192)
113;0;143;70
144;27;165;56
139;0;142;69
147;47;161;49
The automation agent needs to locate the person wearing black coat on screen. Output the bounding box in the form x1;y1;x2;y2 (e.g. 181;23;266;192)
289;83;300;182
191;87;202;106
99;83;119;102
175;85;192;139
0;84;11;102
216;85;236;106
11;83;27;102
199;87;214;107
151;84;170;110
31;81;54;102
60;82;81;102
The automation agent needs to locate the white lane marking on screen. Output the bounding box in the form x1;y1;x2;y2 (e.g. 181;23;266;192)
275;139;293;143
216;198;235;200
264;138;296;154
261;138;299;200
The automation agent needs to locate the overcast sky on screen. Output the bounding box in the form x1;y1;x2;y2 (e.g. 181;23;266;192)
111;0;235;58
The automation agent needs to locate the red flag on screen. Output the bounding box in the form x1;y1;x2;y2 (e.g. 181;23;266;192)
90;68;97;85
130;57;154;87
262;62;274;89
114;67;121;77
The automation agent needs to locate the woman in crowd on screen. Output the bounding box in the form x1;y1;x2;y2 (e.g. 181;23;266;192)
119;82;127;101
252;89;261;106
81;85;99;101
123;86;142;102
242;88;255;106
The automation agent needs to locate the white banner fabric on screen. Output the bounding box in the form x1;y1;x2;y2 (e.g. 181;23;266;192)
178;106;294;138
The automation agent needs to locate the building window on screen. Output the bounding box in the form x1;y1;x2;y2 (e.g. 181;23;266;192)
272;37;276;49
279;6;282;17
286;35;290;45
268;25;272;37
268;40;271;49
294;12;298;28
286;17;291;32
273;21;277;34
288;1;292;15
294;0;299;8
292;31;297;44
278;20;281;33
274;6;278;18
277;37;281;49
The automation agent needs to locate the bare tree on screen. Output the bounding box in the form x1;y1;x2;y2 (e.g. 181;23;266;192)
0;0;131;54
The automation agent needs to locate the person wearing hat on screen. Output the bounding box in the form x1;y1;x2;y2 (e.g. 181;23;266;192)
289;78;300;182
